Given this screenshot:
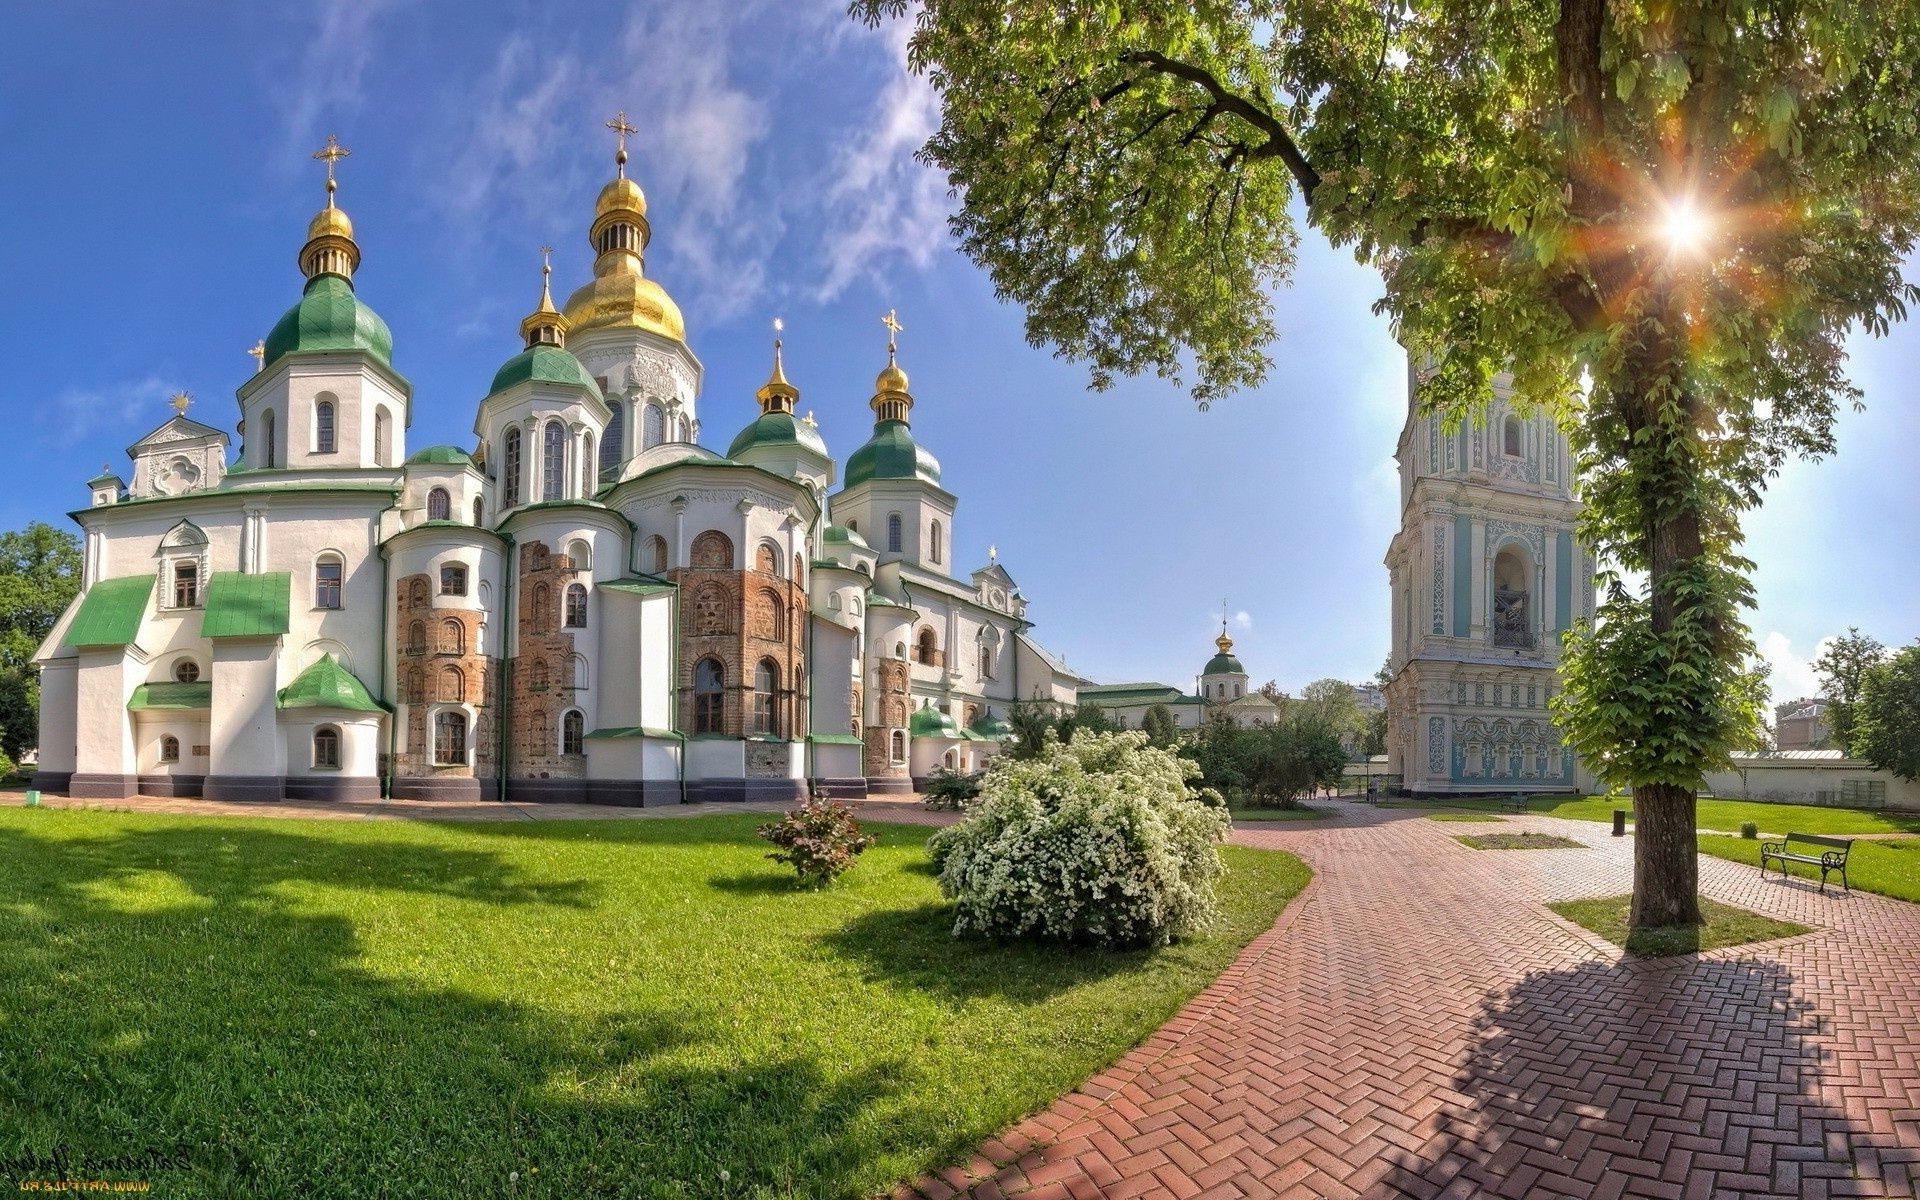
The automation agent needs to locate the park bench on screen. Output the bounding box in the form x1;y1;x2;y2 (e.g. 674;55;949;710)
1760;832;1854;895
1503;793;1530;814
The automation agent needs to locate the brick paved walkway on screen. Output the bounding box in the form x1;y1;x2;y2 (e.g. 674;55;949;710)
907;801;1920;1200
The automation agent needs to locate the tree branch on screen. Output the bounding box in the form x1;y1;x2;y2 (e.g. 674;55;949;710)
1121;49;1323;199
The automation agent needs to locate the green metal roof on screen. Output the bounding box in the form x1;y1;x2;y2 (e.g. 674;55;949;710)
201;572;291;639
821;523;869;549
843;420;941;489
806;733;864;745
128;681;211;710
486;344;602;399
263;274;395;371
726;411;828;459
1079;683;1183;700
865;591;908;609
599;577;675;596
909;707;962;738
969;712;1013;740
1203;653;1245;676
584;726;684;740
277;653;385;712
87;469;123;487
64;576;154;649
406;444;474;466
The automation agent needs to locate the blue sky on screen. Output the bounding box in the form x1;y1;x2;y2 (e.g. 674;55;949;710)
2;1;1913;703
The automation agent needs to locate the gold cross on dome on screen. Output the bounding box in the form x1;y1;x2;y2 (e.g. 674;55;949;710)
881;308;903;355
539;244;554;281
170;392;192;415
606;110;638;175
247;340;265;369
313;133;350;199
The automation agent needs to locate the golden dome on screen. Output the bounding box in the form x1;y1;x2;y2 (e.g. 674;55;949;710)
596;176;647;219
307;204;354;241
875;362;910;394
562;267;686;342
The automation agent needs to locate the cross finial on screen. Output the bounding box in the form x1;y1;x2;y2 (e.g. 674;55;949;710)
989;543;998;562
606;110;638;177
247;340;265;369
313;134;350;204
539;244;554;278
170;391;192;416
881;308;903;359
803;410;817;428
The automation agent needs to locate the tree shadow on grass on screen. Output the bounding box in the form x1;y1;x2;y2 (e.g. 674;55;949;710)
1382;956;1905;1197
822;902;1145;1005
0;819;918;1199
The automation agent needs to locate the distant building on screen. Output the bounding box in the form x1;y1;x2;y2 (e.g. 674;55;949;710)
1773;697;1832;751
1077;625;1285;730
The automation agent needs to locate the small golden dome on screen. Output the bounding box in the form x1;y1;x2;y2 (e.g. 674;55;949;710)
562;268;686;342
596;176;647;219
875;362;910;394
307;204;354;242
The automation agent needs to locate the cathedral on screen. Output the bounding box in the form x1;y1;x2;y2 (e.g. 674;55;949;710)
1381;360;1598;795
30;130;1082;805
1076;624;1286;730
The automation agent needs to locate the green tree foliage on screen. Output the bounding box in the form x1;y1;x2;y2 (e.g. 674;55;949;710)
0;523;82;763
1813;627;1888;752
1183;712;1347;808
1140;702;1179;747
1854;644;1920;782
1298;678;1370;754
1007;698;1122;758
852;0;1920;928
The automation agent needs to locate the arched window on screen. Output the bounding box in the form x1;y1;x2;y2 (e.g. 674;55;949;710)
930;519;943;565
890;729;906;764
374;409;391;466
406;667;424;703
314;554;344;610
561;709;585;755
407;621;426;654
755;589;786;643
528;660;550;691
675;415;691;442
502;428;523;507
978;646;991;680
315;398;336;454
173;560;200;609
601;406;624;474
647;535;669;574
173;659;200;684
887;512;903;553
752;659;780;736
643;402;665;449
1492;545;1534;649
793;553;805;586
566;539;591;571
427;488;451;521
439;618;464;655
434;710;467;765
472;497;485;526
755;542;779;575
438;665;464;702
410;579;429;608
542;420;566;501
847;519;857;535
572;654;589;691
915;627;938;665
564;583;587;628
693;657;725;734
159;735;180;764
580;432;596;495
312;726;341;769
1503;415;1523;457
532;583;552;633
690;530;734;569
262;409;277;469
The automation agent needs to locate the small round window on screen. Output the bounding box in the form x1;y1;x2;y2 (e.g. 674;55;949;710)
173;660;200;683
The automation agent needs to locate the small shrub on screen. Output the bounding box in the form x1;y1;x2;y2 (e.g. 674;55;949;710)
922;767;982;811
929;731;1230;949
757;796;876;887
1739;820;1759;839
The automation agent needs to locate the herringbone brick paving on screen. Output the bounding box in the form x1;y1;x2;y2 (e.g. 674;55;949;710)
895;800;1920;1200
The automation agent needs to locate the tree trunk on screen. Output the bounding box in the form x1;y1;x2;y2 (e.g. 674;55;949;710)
1630;782;1702;928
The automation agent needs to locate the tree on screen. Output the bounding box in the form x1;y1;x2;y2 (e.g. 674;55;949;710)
1298;678;1368;755
1141;702;1179;747
1244;715;1350;807
1813;628;1888;753
854;0;1920;930
0;523;82;763
1853;645;1920;782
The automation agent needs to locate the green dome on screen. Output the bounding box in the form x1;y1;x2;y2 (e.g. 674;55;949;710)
1203;653;1245;676
909;706;962;738
406;445;473;466
263;274;394;370
843;420;941;489
727;411;828;459
969;711;1013;740
486;343;602;400
822;523;869;549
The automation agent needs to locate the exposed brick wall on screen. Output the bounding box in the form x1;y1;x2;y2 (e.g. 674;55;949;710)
510;541;586;779
864;657;910;777
672;557;807;741
392;572;497;779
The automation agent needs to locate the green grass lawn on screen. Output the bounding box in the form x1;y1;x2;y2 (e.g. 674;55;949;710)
1549;894;1809;958
1697;833;1920;904
1454;832;1585;850
1228;804;1329;821
1428;813;1506;823
1435;793;1920;837
0;809;1309;1199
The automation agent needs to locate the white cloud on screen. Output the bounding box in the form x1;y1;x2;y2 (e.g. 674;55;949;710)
1759;630;1829;709
52;376;185;447
276;0;415;150
1234;610;1253;629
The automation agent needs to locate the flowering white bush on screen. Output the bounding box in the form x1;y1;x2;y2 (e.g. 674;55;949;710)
928;731;1231;948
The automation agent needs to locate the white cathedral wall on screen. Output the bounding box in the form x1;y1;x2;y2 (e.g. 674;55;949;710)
208;640;284;779
74;647;140;777
35;660;77;776
281;713;381;778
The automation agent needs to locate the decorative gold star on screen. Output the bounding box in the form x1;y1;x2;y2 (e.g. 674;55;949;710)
881;308;903;354
170;392;192;415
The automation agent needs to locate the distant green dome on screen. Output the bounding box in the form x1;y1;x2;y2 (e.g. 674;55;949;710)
1203;653;1245;676
969;711;1013;740
909;706;962;738
406;444;473;466
844;420;941;489
822;523;869;550
487;343;601;400
727;411;828;459
263;274;394;370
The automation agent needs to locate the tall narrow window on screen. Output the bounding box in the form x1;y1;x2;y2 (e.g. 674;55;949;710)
440;618;464;654
173;561;199;608
159;735;180;764
643;402;665;449
580;432;596;495
647;535;669;574
561;709;584;755
315;399;336;454
472;497;485;526
564;583;587;628
601;405;624;474
314;557;343;609
434;711;468;765
374;409;391;466
532;583;552;633
887;513;902;553
890;730;906;764
313;726;341;769
407;620;426;654
542;420;565;501
930;519;943;564
694;657;724;734
1503;415;1522;457
262;409;277;468
427;487;450;521
752;659;780;737
503;428;523;507
979;646;991;679
528;661;550;691
439;665;464;701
